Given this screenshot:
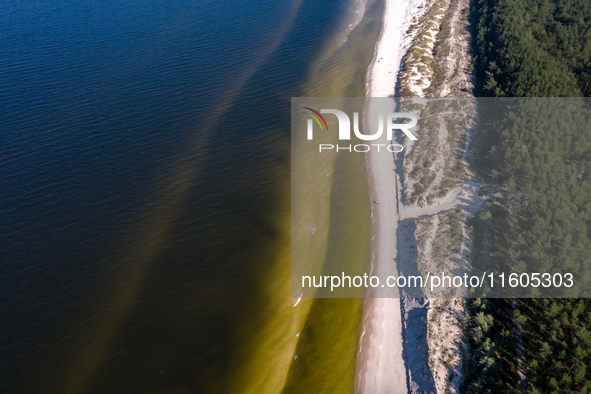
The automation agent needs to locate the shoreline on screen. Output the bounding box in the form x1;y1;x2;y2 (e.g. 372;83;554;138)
356;0;426;392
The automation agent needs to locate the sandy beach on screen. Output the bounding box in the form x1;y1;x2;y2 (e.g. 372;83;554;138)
356;0;426;392
355;0;484;389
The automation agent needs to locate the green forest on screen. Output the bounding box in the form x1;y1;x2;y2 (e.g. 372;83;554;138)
461;0;591;392
473;0;591;97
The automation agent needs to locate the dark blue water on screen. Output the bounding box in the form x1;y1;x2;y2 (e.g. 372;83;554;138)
0;0;354;391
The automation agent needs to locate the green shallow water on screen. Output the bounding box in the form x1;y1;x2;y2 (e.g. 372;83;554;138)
283;0;384;391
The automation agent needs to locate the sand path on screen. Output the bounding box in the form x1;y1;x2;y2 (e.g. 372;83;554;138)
399;180;485;221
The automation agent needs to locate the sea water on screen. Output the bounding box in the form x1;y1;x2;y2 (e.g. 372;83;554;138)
0;0;384;392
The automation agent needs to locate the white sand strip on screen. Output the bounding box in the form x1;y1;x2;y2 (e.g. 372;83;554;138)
356;0;427;392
